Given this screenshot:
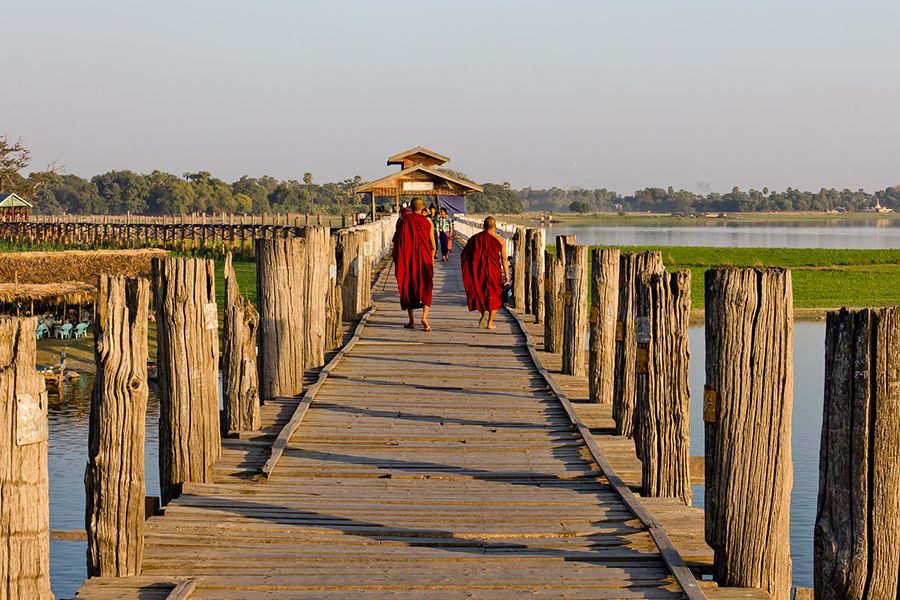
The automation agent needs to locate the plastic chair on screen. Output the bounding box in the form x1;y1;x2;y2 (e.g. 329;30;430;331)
73;322;89;339
56;323;73;339
36;323;50;340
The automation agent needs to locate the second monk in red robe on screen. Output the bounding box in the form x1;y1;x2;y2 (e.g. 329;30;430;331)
392;197;435;330
460;216;508;330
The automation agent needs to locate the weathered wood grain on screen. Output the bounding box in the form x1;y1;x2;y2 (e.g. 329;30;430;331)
302;226;330;369
86;275;150;576
512;227;526;310
255;238;306;402
562;245;588;376
815;307;900;600
612;251;664;438
530;228;545;324
324;235;343;352
0;317;52;599
543;250;565;354
222;253;260;433
705;267;793;600
153;257;222;505
634;271;691;505
589;248;620;405
523;228;533;314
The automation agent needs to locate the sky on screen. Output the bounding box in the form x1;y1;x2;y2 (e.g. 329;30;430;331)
4;1;900;193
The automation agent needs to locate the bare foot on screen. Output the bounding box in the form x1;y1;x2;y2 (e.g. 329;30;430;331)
404;323;415;329
478;313;488;329
421;320;432;332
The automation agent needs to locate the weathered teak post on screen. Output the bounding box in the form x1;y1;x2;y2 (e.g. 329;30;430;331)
588;248;620;404
705;267;793;600
337;230;372;321
256;238;306;401
0;317;52;599
303;226;330;368
544;235;575;354
612;251;664;437
561;245;588;376
543;250;565;353
530;228;545;324
153;257;222;505
512;226;526;310
634;270;691;504
815;307;900;600
86;275;149;576
223;253;260;433
523;229;534;314
325;235;344;351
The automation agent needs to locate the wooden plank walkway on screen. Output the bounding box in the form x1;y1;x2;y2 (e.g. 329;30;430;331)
76;256;745;599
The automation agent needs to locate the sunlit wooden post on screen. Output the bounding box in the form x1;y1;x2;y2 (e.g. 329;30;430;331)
634;270;691;504
705;267;793;600
512;226;526;309
86;275;150;576
256;238;306;401
222;253;260;433
588;248;620;404
612;251;664;437
0;317;52;599
153;257;221;504
530;228;545;324
561;245;588;376
815;307;900;600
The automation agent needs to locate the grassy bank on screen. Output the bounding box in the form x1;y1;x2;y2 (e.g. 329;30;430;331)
591;246;900;310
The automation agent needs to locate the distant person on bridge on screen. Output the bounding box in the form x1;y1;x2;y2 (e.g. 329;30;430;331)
435;207;453;261
392;197;435;331
460;216;508;330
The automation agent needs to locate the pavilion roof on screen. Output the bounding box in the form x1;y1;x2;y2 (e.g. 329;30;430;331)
0;193;32;208
355;165;483;195
387;147;450;167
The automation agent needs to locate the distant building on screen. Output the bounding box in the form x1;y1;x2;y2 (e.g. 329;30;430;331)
863;199;894;213
0;193;32;222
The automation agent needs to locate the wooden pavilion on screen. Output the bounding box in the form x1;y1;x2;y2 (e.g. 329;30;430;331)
0;193;32;222
355;147;483;218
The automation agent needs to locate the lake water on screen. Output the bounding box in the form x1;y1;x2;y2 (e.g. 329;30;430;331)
543;219;900;249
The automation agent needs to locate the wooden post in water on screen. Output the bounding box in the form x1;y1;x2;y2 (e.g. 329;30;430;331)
634;270;691;504
0;317;52;599
815;307;900;600
705;267;793;600
561;245;588;376
512;227;526;310
152;257;221;505
612;251;664;437
256;238;306;401
222;253;260;433
86;275;149;576
588;248;620;404
530;228;545;324
523;229;533;314
325;236;344;351
302;226;330;369
337;230;371;321
545;235;575;353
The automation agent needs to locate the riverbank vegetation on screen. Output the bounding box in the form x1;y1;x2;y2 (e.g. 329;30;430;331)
4;137;898;217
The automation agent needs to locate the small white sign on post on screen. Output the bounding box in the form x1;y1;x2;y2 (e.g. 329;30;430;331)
329;264;337;281
203;302;218;330
636;317;651;344
16;392;48;446
364;241;372;257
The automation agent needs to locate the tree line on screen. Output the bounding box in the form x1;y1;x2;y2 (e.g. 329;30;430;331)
3;137;896;216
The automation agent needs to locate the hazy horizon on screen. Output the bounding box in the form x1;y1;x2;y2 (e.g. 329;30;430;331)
5;1;899;193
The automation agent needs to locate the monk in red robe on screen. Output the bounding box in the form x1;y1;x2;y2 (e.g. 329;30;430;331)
392;197;435;330
460;216;508;330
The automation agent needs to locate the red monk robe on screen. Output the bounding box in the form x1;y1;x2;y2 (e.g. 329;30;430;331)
460;230;504;312
392;212;434;309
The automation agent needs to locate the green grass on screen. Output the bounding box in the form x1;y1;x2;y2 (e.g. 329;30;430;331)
588;245;900;310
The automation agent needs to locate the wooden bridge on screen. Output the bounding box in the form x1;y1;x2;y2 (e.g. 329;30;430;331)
75;256;761;600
